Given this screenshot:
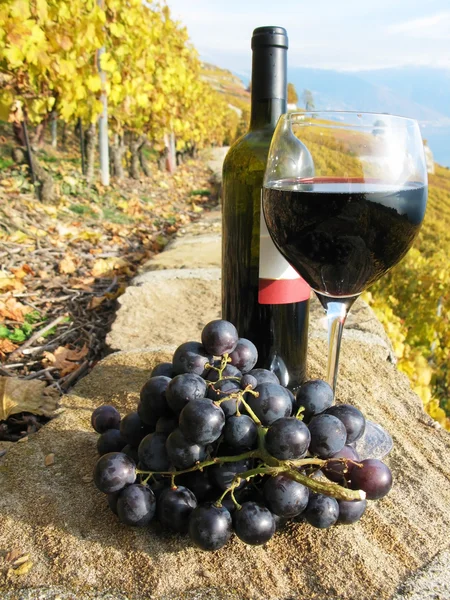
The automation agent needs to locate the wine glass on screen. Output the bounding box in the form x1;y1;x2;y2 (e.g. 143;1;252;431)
262;111;428;458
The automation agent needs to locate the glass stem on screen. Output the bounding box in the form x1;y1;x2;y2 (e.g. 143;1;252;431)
326;302;348;393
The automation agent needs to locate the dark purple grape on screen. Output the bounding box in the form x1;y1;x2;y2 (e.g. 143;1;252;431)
209;459;251;492
350;458;393;500
337;499;367;524
272;513;288;531
166;373;207;414
179;398;225;445
323;445;360;483
139;376;172;422
151;362;173;378
93;452;136;494
97;429;126;456
207;378;241;417
120;411;154;446
189;503;233;551
91;405;121;434
325;404;366;444
122;444;139;464
178;470;215;502
138;432;170;471
246;382;292;426
233;502;276;545
116;484;156;526
304;493;339;528
248;368;280;386
166;428;207;470
229;338;258;373
157;486;197;532
205;363;241;383
149;478;169;501
308;414;347;458
265;417;310;460
263;475;309;518
240;374;258;390
107;490;121;515
172;341;213;376
223;415;258;451
155;415;178;435
201;319;239;356
295;379;334;420
286;388;296;411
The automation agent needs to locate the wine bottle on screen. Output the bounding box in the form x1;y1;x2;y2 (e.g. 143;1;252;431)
222;26;310;390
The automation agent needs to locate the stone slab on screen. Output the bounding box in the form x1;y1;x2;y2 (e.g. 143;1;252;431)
0;339;449;600
106;269;221;352
137;234;220;272
391;548;450;600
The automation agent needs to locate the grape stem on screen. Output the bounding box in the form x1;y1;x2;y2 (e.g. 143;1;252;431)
137;451;366;501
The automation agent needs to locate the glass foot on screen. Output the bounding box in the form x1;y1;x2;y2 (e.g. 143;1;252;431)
354;420;393;460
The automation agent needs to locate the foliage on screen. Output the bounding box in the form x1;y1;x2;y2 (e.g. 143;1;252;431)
0;0;235;147
287;82;298;105
365;164;450;430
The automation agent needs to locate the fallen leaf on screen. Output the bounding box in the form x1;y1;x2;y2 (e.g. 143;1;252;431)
58;255;77;274
43;344;88;376
6;549;23;563
8;560;33;576
91;257;131;278
11;554;30;567
44;453;55;466
11;264;34;280
0;377;59;421
0;297;34;322
0;271;25;292
0;339;18;358
88;296;105;310
82;475;93;483
67;276;95;291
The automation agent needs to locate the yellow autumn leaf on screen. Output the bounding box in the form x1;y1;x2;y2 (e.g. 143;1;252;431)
86;74;101;92
9;560;33;577
91;257;131;277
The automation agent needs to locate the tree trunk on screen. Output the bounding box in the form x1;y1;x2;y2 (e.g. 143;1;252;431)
12;121;25;146
110;134;126;181
12;145;55;203
129;135;145;179
138;137;151;177
51;111;57;148
61;121;67;149
85;123;96;184
164;133;175;174
32;115;48;148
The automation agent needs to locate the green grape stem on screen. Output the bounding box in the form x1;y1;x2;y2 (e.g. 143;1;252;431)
136;450;365;502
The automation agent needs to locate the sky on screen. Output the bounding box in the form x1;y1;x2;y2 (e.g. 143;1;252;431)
166;0;450;75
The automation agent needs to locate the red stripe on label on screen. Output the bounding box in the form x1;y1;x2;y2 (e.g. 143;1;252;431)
258;278;311;304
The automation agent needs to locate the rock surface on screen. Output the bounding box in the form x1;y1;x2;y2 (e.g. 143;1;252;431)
1;334;450;600
1;154;450;599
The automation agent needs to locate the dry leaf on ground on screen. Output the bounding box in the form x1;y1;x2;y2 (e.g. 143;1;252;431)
43;344;88;376
58;255;77;275
44;453;55;466
0;270;25;292
0;339;18;359
0;377;60;421
0;296;33;322
91;257;131;278
8;560;33;577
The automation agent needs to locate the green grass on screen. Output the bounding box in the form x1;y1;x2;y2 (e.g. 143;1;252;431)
69;204;98;218
102;207;134;224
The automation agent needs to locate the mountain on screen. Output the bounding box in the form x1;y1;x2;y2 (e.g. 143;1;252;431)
261;66;450;167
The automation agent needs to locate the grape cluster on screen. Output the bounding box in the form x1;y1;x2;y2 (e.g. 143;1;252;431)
91;319;393;551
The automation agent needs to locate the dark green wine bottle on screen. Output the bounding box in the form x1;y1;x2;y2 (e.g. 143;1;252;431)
222;26;310;390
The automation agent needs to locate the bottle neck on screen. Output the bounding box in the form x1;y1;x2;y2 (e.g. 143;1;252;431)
250;98;287;130
249;45;287;131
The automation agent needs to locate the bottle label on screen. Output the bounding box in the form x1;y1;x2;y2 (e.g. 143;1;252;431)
258;195;310;304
